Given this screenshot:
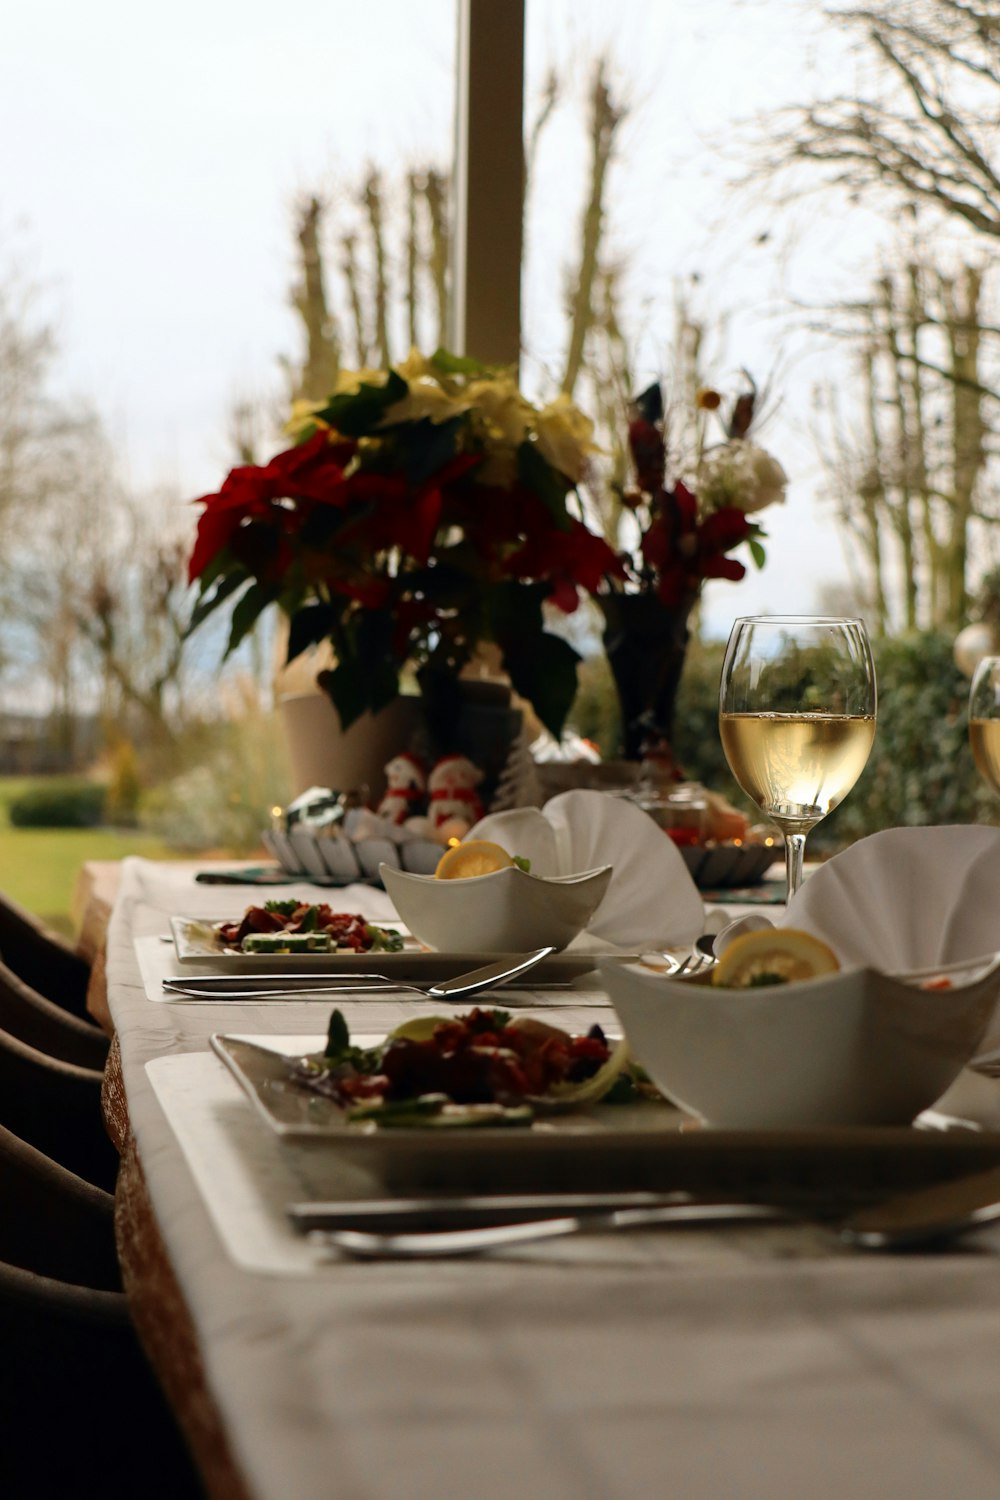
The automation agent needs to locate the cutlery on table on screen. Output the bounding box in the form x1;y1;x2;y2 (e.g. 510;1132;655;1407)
320;1204;795;1260
287;1191;798;1235
643;945;715;977
161;946;558;1001
299;1165;1000;1259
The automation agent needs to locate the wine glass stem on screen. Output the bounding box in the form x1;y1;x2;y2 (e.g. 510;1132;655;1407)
784;832;808;901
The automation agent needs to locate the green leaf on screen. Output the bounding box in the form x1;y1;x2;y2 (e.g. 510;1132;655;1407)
634;383;664;424
286;602;339;664
226;581;280;654
314;371;408;437
324;1009;351;1058
365;923;405;952
429;348;491;377
748;537;767;570
486;580;546;642
188;570;251;635
317;661;369;731
502;631;581;740
517;441;573;528
395;416;463;486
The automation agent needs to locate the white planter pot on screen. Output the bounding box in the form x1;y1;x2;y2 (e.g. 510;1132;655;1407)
279;693;424;804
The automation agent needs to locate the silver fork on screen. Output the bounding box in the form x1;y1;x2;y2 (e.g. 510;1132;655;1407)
671;948;715;977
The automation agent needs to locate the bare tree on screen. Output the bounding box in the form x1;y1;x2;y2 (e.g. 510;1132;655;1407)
813;257;996;633
561;60;628;397
750;1;1000;240
287;162;455;398
289;197;341;404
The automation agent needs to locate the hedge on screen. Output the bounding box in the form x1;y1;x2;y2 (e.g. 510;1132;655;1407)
8;779;107;829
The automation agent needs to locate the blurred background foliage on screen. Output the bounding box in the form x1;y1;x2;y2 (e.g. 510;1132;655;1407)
568;629;995;849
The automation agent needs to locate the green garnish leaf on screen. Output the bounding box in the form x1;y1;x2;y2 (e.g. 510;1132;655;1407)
324;1009;351;1058
263;899;299;916
466;1007;512;1033
365;923;405;952
600;1072;638;1104
512;855;532;873
298;905;319;932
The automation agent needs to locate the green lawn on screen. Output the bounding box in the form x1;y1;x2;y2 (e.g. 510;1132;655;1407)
0;780;181;937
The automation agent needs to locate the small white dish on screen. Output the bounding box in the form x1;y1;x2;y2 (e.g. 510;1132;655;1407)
380;862;613;954
467;790;704;950
599;956;1000;1129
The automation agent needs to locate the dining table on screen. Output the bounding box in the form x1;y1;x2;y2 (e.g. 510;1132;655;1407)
86;854;1000;1500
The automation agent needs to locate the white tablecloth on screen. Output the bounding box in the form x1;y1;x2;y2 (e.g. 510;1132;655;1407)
106;858;1000;1500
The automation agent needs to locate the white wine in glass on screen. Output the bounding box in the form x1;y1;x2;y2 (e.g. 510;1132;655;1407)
719;616;877;899
968;656;1000;795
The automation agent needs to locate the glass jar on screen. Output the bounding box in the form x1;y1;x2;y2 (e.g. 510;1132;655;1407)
636;781;709;846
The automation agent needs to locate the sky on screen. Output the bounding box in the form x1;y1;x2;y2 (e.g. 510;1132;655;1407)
0;0;924;646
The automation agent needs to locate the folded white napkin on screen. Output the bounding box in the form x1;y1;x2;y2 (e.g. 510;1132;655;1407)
466;789;704;949
783;824;1000;971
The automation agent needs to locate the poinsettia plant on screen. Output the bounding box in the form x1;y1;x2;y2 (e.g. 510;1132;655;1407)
187;349;624;738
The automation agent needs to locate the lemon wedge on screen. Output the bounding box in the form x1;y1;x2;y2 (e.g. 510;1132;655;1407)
712;927;840;988
434;840;515;879
388;1015;451;1042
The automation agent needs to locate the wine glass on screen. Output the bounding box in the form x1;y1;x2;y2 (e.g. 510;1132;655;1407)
968;656;1000;794
719;615;877;900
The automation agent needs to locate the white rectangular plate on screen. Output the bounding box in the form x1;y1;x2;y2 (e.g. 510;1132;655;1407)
170;914;615;984
209;1033;1000;1201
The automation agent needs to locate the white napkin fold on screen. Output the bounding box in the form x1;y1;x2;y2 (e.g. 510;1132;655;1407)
782;824;1000;971
466;789;704;949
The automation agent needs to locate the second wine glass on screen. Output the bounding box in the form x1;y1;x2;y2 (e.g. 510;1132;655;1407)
968;655;1000;795
719;615;877;900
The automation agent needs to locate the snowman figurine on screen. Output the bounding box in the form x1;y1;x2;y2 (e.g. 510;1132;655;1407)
376;752;428;826
427;754;485;840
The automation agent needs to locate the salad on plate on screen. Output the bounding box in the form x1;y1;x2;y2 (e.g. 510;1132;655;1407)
287;1007;654;1128
215;901;405;955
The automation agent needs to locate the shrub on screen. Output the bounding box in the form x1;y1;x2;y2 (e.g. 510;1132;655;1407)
8;779;107;828
141;703;292;854
104;738;143;827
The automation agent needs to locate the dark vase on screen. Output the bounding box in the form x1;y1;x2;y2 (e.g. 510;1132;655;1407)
599;592;697;761
415;669;523;804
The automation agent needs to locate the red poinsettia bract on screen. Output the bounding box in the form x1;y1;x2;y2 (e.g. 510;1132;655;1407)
188;432;356;584
640;481;751;607
504;520;627;613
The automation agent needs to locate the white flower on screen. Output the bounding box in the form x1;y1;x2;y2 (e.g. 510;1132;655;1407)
533;395;597;483
381;377;470;426
466;376;531;448
697;440;787;515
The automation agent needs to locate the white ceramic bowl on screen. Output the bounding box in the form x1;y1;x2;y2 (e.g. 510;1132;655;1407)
381;862;613;954
598;957;1000;1128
